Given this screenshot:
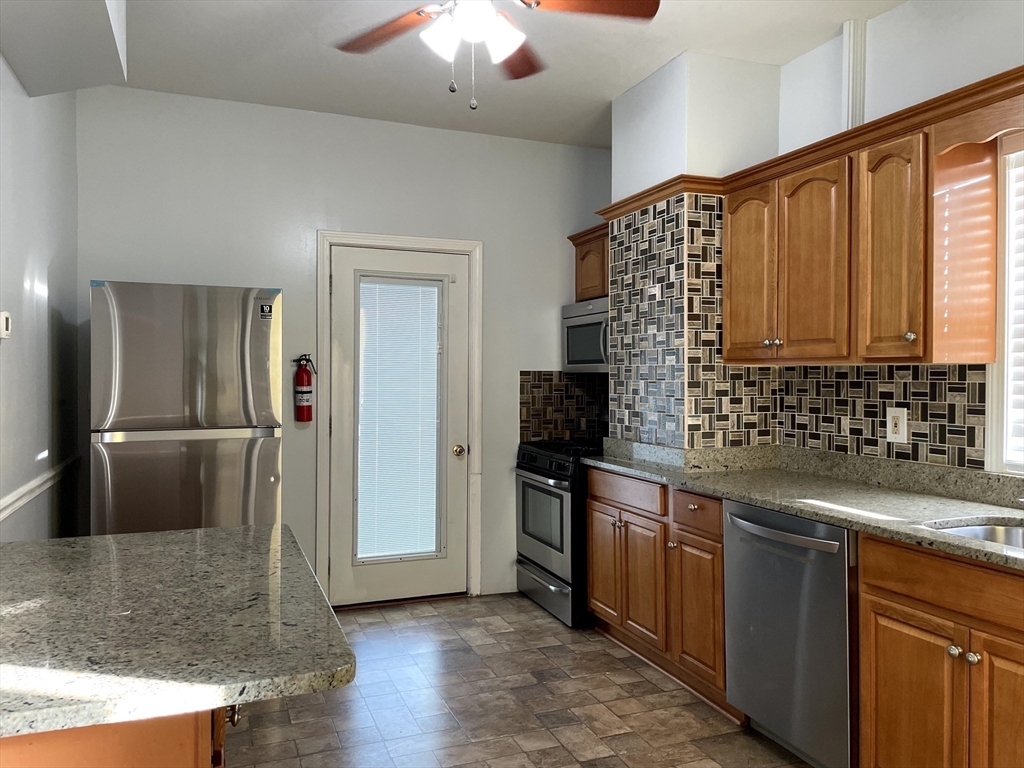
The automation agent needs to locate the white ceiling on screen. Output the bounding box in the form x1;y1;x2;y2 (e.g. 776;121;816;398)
123;0;903;148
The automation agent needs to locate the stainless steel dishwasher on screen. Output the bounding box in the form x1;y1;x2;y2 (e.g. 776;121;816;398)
723;500;853;768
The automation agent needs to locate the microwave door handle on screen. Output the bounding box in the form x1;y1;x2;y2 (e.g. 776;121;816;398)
601;319;608;359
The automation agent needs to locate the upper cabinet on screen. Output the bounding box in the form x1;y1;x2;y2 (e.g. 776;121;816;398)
722;90;1024;365
724;158;850;362
855;133;926;359
569;224;609;302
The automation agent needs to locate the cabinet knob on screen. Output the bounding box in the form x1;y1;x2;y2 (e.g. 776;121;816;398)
947;645;963;659
903;331;917;342
617;521;624;529
610;519;618;528
966;652;982;666
762;339;772;347
667;541;678;549
772;338;783;346
687;503;699;511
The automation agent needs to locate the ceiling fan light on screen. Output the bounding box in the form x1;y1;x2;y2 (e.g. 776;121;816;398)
452;0;496;44
485;15;526;63
419;13;461;62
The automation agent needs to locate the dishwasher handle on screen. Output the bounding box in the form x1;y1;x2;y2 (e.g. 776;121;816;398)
727;513;840;554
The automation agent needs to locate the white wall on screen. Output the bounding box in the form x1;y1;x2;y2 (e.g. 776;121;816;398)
779;34;844;155
685;53;780;177
0;55;79;542
75;86;610;594
866;0;1024;122
611;54;688;201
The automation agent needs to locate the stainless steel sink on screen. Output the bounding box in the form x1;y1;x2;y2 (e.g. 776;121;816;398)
923;517;1024;549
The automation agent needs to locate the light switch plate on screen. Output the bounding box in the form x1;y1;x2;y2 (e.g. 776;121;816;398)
887;407;908;444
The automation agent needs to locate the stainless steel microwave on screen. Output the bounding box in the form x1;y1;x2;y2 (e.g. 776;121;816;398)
562;297;608;372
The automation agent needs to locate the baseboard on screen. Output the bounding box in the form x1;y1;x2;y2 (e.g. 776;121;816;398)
0;457;77;523
594;618;748;726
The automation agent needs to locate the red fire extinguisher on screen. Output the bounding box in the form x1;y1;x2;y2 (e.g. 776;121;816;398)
293;354;316;423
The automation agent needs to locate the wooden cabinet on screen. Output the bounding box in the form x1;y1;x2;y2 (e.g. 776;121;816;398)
725;157;851;362
855;132;927;359
668;527;725;690
723;182;777;360
859;534;1024;768
778;157;851;359
570;224;609;302
587;499;622;625
621;510;666;649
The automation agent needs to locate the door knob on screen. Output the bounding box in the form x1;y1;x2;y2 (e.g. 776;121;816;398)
667;541;678;549
903;331;917;342
947;645;963;659
966;652;982;666
452;445;467;457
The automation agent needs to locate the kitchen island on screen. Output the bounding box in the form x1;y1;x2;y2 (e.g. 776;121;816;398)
0;525;355;767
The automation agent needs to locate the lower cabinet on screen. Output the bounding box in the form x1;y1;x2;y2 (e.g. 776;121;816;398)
668;528;725;691
621;511;666;650
587;499;622;625
859;534;1024;768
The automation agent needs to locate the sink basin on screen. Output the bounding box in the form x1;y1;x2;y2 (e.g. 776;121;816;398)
938;525;1024;547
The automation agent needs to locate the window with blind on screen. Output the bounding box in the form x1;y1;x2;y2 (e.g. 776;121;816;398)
356;277;445;560
991;136;1024;474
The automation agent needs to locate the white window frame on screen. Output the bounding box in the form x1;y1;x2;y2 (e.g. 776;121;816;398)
987;131;1024;476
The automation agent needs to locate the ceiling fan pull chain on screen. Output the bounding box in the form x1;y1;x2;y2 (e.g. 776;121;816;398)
449;56;457;93
469;42;478;110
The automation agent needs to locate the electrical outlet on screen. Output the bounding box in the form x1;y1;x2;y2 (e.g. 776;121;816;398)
887;407;908;444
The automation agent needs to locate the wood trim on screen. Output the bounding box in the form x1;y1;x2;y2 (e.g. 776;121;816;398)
594;618;748;724
568;222;608;246
596;66;1024;222
597;174;725;221
0;457;77;523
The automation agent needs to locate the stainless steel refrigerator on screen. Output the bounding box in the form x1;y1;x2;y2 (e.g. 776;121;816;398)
90;281;283;535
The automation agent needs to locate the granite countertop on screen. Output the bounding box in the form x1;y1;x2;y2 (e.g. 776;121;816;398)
583;456;1024;571
0;525;355;738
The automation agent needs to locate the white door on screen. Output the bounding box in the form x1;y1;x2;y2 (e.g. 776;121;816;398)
329;246;469;605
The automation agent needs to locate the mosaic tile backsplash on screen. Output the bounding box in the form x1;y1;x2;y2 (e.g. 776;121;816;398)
519;371;609;443
608;192;989;470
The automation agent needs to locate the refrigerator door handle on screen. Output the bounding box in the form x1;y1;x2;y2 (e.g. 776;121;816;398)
92;427;282;443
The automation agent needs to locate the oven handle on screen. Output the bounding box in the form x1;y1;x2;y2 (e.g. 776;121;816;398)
727;513;840;554
516;558;570;594
515;469;571;490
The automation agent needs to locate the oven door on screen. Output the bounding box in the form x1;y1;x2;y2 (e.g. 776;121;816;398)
515;469;573;583
563;313;608;373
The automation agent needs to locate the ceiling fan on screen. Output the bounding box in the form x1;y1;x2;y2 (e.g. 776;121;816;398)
337;0;660;108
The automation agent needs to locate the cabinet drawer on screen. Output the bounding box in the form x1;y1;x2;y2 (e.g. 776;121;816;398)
672;491;722;536
589;469;664;517
860;535;1024;633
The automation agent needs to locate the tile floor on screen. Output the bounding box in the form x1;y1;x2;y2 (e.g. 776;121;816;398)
227;594;805;768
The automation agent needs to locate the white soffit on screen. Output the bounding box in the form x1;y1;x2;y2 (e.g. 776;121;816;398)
0;0;127;96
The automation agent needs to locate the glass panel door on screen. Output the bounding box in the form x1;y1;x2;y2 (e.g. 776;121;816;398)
356;277;445;562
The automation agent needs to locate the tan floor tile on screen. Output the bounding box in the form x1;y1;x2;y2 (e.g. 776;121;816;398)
388;666;434;692
589;686;630;703
635;690;698;711
385;728;472;758
299;740;395;768
486;754;536;768
460;668;498;683
550;725;614;762
458;627;499;646
475;616;515;634
522;745;579;768
446;691;544;741
636;667;683;692
691;730;799;767
567;704;631;738
416;713;462;733
512;731;560;752
371;706;424;740
290;700;368;724
600;732;706;768
554;653;628;680
251;711;293;730
253;758;302;768
336;725;384;748
525;692;599;715
535;711;581;729
603;699;647;718
392;752;441;768
295;732;341;756
331;708;377;733
244;698;288;716
434;736;523;767
472;673;538;693
618;707;716;748
252;719;336;746
226;740;298;768
401;689;451;718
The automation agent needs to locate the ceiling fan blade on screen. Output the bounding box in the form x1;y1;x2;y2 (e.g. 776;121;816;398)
520;0;660;18
337;6;437;53
500;42;545;80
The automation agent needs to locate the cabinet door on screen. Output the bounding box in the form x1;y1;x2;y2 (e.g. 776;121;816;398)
968;630;1024;768
575;237;608;301
860;594;968;768
620;511;666;650
723;182;778;361
668;529;725;690
587;500;621;624
856;133;926;359
777;157;851;359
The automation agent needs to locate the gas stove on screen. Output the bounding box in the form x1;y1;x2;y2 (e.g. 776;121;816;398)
515;437;603;481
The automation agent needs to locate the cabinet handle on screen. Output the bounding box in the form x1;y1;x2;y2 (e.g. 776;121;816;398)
610;519;618;528
226;705;241;727
903;331;917;342
667;541;678;549
762;339;772;347
772;338;783;346
966;652;982;666
947;645;963;659
617;521;624;529
687;503;699;511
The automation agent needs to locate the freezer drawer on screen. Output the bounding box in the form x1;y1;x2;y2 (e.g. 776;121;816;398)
723;501;851;768
90;281;282;430
91;431;282;535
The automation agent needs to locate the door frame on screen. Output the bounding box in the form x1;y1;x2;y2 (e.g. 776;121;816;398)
315;231;484;602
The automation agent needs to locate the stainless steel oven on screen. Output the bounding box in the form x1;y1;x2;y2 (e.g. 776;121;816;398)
562;297;608;373
515;469;572;582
